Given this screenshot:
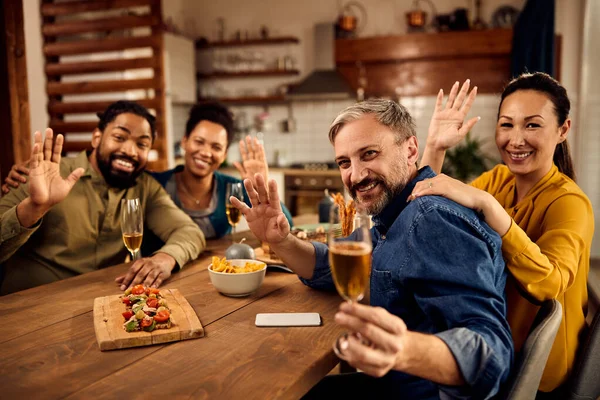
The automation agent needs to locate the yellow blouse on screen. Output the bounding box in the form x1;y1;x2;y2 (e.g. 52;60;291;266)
471;164;594;392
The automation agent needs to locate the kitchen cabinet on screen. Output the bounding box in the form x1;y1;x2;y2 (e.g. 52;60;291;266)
284;170;343;217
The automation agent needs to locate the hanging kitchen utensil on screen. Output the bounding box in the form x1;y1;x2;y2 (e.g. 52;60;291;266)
472;0;488;30
336;1;367;38
281;103;296;133
405;0;437;32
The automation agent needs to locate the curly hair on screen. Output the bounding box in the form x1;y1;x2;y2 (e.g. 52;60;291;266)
185;101;234;147
96;100;156;140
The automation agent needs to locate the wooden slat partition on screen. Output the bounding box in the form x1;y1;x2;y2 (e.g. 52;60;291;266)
50;118;164;133
48;98;160;115
47;78;160;95
43;15;160;37
41;0;158;17
49;120;98;133
41;0;168;170
44;35;160;57
61;141;92;153
46;57;157;76
61;137;164;153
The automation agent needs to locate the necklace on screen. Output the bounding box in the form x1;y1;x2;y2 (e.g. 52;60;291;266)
178;175;201;205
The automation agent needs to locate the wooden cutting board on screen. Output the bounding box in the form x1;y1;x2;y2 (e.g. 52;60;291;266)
254;247;284;265
93;288;204;351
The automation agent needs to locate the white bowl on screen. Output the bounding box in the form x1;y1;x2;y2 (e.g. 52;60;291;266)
208;259;267;297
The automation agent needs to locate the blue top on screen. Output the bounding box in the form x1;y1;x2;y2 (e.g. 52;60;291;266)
149;166;293;239
301;167;513;399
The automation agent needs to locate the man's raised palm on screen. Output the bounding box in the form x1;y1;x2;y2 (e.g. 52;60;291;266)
28;129;84;210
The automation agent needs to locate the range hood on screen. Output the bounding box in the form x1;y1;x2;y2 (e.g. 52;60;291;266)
286;23;354;101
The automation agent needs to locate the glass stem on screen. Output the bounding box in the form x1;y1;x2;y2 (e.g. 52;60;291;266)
132;250;141;261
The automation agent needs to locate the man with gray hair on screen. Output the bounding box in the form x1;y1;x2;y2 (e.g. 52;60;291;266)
229;99;513;399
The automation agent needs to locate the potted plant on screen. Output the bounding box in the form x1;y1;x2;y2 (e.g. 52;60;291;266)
442;132;495;182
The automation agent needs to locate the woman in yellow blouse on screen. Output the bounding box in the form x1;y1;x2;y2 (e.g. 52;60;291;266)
413;72;594;397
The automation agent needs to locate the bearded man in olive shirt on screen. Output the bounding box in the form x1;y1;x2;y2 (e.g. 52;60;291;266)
0;101;205;295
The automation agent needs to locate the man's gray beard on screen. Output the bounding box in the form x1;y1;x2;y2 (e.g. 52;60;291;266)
351;165;410;216
353;179;405;215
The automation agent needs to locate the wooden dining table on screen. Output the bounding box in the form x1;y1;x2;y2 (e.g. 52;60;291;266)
0;216;346;399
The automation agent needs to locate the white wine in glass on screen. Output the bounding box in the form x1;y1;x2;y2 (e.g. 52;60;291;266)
121;198;143;261
329;205;372;358
226;182;244;235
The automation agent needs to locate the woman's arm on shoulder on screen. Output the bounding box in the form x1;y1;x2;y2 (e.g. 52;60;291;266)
409;173;512;236
501;192;593;301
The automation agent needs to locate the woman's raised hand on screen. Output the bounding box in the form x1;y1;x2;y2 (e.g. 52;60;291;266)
427;79;480;152
234;135;268;185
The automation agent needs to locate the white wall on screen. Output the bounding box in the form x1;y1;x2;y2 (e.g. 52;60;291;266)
23;0;47;135
555;0;584;176
575;0;600;257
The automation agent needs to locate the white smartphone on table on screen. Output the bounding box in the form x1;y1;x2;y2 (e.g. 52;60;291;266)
255;312;321;327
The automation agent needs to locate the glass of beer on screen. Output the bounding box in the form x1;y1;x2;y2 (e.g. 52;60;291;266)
226;182;244;235
329;204;372;358
121;198;143;261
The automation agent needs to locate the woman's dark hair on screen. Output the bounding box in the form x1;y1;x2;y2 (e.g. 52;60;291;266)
499;72;575;181
96;100;157;140
185;101;234;146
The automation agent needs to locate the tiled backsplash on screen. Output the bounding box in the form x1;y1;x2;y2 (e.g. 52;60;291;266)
171;94;502;167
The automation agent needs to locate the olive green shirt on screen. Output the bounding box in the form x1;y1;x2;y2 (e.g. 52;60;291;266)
0;151;205;295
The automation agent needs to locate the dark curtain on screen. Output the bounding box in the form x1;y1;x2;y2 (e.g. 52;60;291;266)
510;0;556;78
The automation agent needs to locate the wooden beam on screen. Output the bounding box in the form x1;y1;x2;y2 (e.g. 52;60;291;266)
49;121;98;133
48;99;161;115
44;35;160;57
50;119;164;134
43;15;159;37
61;140;92;153
45;57;157;76
0;0;31;176
62;138;165;153
335;29;513;64
47;78;161;95
41;0;158;17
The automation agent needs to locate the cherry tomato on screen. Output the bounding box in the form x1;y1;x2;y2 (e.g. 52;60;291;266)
131;284;145;295
140;318;153;328
148;288;160;295
146;298;159;309
154;310;170;323
122;311;134;320
122;298;132;306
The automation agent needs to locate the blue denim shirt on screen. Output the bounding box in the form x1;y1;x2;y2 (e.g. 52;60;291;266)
301;167;513;399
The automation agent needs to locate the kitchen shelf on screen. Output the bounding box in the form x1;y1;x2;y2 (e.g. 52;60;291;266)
197;95;288;105
196;36;300;49
197;69;300;79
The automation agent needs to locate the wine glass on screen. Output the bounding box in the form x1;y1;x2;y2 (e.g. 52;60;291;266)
121;198;143;261
226;182;244;235
328;204;373;358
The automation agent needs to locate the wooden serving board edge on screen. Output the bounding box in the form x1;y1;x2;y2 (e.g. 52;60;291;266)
93;288;204;351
